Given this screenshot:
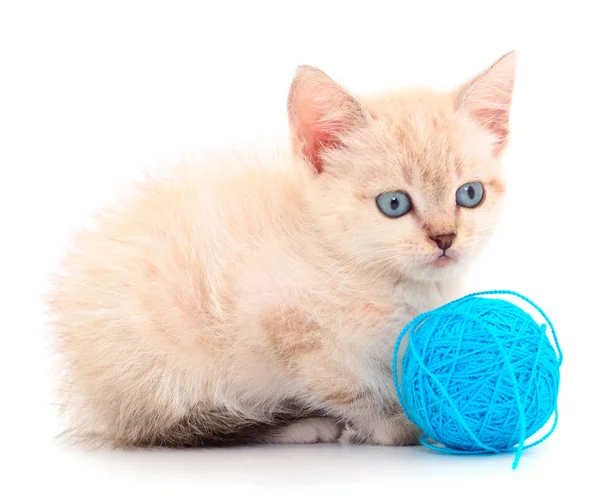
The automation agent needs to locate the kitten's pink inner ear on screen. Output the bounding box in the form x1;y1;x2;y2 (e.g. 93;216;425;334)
457;51;517;156
292;95;338;173
288;66;368;173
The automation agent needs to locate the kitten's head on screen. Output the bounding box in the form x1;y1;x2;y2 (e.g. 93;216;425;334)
288;53;516;282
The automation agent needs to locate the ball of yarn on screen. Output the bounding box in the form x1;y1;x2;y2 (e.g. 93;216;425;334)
392;291;562;469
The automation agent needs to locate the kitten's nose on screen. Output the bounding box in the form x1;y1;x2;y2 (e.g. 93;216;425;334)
429;233;456;251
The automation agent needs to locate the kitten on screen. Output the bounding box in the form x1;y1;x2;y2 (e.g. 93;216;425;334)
49;53;516;447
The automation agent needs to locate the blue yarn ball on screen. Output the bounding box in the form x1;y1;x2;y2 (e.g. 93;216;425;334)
392;291;562;469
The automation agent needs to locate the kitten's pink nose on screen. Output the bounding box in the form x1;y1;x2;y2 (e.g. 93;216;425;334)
429;233;456;251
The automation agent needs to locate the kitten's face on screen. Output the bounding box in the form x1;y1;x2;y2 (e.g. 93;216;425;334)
310;94;507;282
289;55;515;282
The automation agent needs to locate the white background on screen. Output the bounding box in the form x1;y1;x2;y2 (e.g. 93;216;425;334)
1;1;599;498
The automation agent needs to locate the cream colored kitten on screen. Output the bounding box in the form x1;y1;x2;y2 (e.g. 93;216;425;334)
49;53;516;447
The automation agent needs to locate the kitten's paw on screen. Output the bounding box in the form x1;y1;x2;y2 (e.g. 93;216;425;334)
265;418;343;444
346;417;421;446
370;419;421;446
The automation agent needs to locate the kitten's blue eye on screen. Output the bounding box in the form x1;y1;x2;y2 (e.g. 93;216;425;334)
376;191;412;218
456;182;485;208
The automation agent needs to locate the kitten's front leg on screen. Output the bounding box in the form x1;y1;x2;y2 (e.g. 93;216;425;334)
327;391;421;446
343;412;421;446
264;418;343;444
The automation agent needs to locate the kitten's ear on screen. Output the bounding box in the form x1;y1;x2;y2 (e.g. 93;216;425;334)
287;66;369;173
455;51;517;156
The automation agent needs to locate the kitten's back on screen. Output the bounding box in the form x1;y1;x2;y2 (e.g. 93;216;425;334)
49;149;309;445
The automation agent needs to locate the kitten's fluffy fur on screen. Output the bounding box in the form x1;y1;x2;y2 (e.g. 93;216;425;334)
49;53;516;447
